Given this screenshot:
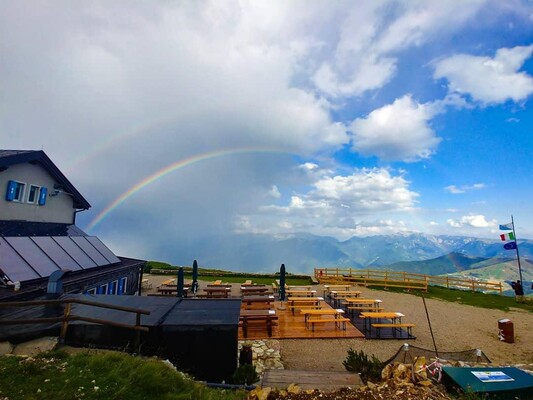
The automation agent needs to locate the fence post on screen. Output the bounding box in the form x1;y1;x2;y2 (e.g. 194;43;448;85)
134;312;142;352
60;302;72;343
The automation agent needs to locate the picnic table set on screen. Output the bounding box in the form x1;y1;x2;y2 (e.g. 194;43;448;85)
146;278;415;339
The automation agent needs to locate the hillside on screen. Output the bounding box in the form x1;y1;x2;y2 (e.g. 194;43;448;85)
381;252;490;275
155;232;533;274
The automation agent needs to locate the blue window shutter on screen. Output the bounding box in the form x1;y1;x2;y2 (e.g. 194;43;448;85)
38;187;47;205
6;180;16;201
97;286;104;294
118;278;125;295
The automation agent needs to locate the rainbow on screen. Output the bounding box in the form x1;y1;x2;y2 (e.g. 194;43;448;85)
85;147;291;232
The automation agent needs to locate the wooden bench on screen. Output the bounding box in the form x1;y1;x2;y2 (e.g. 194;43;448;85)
306;317;351;331
287;304;322;313
347;305;383;313
371;323;415;338
239;315;279;338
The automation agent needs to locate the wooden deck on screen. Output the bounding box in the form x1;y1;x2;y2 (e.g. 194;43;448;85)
238;301;365;340
261;369;363;391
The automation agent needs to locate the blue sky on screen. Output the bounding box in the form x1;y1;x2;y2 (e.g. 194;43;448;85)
1;1;532;260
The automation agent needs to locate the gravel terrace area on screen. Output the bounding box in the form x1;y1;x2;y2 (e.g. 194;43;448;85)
142;276;533;368
280;286;533;370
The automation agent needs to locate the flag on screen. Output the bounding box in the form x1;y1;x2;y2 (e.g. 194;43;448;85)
500;232;515;241
504;242;517;250
499;223;513;230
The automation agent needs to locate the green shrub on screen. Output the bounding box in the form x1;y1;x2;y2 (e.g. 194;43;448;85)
343;348;383;382
231;364;259;385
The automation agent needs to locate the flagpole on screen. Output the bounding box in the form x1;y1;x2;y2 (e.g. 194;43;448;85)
510;215;524;287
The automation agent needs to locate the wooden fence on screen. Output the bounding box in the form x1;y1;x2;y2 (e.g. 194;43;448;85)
0;298;151;350
314;268;503;295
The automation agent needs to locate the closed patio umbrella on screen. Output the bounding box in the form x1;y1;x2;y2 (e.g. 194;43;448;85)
177;267;184;298
192;260;199;294
279;263;286;301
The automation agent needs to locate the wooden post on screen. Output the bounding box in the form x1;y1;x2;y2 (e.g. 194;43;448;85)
59;302;72;343
134;312;142;352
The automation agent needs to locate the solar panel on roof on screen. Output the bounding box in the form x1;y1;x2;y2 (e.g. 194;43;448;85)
71;236;110;266
31;237;82;271
5;237;60;277
0;237;40;282
53;236;97;269
86;236;120;264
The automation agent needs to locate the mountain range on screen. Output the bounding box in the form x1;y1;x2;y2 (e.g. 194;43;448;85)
155;232;533;276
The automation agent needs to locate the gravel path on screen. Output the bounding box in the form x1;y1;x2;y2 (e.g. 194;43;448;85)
280;286;533;370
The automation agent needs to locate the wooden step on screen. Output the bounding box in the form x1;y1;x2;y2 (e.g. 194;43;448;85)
261;369;362;392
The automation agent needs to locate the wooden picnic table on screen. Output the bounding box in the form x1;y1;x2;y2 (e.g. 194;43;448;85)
287;296;323;315
155;286;191;296
343;298;382;313
330;290;362;307
285;289;316;297
323;284;352;297
239;309;278;338
287;285;313;290
359;311;404;333
203;287;231;298
161;278;176;286
241;295;275;309
300;308;349;331
240;286;269;296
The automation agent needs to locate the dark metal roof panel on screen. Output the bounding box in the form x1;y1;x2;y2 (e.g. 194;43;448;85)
0;237;40;282
31;237;82;271
71;236;110;266
85;237;120;264
5;237;60;277
53;236;97;269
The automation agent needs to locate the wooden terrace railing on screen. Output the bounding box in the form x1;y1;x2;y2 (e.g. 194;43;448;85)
0;298;151;350
314;268;503;295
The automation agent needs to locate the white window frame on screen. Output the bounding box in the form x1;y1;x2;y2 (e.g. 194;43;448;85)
121;277;128;294
12;181;26;202
87;288;97;295
27;184;41;204
110;280;118;295
100;283;108;294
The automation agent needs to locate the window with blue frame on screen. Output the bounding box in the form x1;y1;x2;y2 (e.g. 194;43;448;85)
97;284;108;294
6;180;26;202
118;277;127;295
107;281;118;295
27;185;40;204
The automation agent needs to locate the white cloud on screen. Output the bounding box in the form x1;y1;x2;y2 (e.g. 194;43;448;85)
311;1;487;98
447;215;496;228
349;95;442;161
268;185;281;199
445;183;486;194
240;167;419;238
299;162;319;171
433;45;533;104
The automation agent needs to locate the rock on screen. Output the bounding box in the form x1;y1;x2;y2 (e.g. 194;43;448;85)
249;386;272;400
0;342;14;355
413;356;427;381
12;337;58;356
393;363;411;382
367;381;377;389
381;363;393;380
287;383;301;394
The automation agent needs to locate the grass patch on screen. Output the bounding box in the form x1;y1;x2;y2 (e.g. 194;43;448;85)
375;285;533;313
0;350;245;400
146;261;313;286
